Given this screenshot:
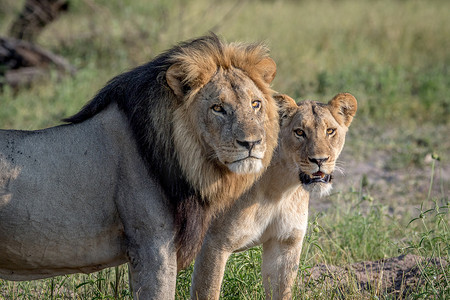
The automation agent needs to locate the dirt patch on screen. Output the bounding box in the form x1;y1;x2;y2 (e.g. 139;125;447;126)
302;254;448;297
310;149;449;215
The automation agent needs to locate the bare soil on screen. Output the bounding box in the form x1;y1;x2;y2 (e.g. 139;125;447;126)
311;149;450;215
302;254;448;298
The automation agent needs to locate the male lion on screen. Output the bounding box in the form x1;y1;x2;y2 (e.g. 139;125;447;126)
191;93;357;300
0;34;280;299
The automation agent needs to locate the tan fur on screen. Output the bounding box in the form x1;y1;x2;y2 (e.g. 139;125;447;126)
191;93;357;300
170;58;279;209
0;35;280;299
165;36;279;269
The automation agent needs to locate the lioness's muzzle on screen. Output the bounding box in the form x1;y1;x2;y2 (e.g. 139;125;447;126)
299;171;333;185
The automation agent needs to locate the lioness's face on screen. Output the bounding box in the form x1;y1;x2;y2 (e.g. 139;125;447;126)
192;68;273;174
278;93;357;195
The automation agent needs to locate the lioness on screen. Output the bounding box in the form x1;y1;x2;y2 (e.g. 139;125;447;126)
191;93;357;300
0;34;280;299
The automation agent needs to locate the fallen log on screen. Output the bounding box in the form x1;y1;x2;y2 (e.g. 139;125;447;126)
0;36;76;87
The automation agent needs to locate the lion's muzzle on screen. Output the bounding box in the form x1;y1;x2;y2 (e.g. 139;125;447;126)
227;156;263;174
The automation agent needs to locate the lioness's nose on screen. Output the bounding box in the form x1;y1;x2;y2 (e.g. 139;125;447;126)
236;139;261;151
308;157;329;166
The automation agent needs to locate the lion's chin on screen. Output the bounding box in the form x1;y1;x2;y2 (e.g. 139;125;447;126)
299;171;333;197
227;158;263;174
303;182;332;197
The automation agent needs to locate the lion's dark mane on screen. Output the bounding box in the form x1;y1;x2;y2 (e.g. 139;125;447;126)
64;36;221;269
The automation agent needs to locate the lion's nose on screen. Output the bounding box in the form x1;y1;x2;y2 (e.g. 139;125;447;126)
236;139;261;151
308;156;329;166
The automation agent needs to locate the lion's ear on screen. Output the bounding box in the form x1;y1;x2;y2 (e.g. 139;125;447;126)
273;93;298;121
166;63;189;99
328;93;357;127
256;57;277;84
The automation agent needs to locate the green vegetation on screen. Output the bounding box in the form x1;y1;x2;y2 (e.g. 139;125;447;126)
1;0;448;299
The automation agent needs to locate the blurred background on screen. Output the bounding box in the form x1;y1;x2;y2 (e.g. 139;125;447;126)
0;0;448;298
1;0;448;211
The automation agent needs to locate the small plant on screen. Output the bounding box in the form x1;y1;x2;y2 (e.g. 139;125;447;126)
220;247;264;299
404;154;449;299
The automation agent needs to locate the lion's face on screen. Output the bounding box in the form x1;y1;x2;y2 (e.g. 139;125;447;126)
189;68;272;174
276;93;357;195
167;56;278;176
166;45;279;207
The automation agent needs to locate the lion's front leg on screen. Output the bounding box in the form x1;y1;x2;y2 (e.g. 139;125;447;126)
126;232;177;300
262;237;304;300
190;236;231;300
116;183;178;299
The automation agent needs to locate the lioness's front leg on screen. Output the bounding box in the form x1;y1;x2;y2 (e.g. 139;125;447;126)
262;237;304;300
190;236;231;300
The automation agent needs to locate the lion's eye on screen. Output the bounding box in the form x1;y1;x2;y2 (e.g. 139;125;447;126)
327;128;336;135
211;104;226;114
294;129;306;138
252;100;261;110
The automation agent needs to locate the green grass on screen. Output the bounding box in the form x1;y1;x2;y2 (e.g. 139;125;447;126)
1;0;449;298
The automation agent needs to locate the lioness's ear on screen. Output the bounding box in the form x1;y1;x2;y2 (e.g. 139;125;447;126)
328;93;357;127
273;93;298;121
166;63;188;99
256;57;277;84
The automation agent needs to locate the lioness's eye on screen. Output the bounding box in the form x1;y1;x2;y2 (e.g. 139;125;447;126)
252;100;261;109
327;128;335;135
294;129;306;138
211;104;225;114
